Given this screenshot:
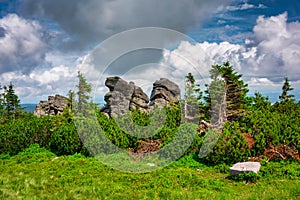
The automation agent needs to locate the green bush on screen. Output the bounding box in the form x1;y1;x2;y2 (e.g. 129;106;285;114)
259;161;300;179
0;113;53;155
0;112;89;156
96;111;138;150
49;113;89;156
202;122;251;165
13;144;56;164
1;97;299;166
95;105;183;152
242;100;300;157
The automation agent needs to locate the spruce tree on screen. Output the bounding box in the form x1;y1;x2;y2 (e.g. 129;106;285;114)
279;77;294;101
0;84;4;116
184;73;207;121
205;62;249;122
67;89;76;110
76;71;92;113
252;92;271;110
222;61;249;121
3;82;22;119
205;65;226;124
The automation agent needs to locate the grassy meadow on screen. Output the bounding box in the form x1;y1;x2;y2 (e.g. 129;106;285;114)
0;145;299;200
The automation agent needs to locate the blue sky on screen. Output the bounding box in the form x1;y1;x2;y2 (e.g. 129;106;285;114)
0;0;299;103
190;0;300;44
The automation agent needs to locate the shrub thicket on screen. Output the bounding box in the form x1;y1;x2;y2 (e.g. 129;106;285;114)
0;111;89;156
1;63;300;166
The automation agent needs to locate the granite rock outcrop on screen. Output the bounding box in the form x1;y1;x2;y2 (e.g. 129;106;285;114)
101;77;180;118
34;95;69;117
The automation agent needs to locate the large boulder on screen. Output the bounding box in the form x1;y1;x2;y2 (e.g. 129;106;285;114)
149;78;180;108
103;77;135;118
34;95;69;117
230;162;261;176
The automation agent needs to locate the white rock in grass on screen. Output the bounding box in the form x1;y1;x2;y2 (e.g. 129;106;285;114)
230;162;261;176
147;163;155;167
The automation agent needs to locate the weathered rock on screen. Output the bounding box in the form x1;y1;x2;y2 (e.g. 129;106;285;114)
34;95;69;117
103;77;135;118
130;85;149;112
105;90;132;118
133;85;149;102
230;162;261;176
105;77;134;94
153;78;181;97
149;78;180;108
102;77;180;117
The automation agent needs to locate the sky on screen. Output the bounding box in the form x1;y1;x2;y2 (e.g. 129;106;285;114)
0;0;300;104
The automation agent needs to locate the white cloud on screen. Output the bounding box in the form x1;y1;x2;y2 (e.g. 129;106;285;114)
0;64;78;103
70;13;300;103
21;0;231;50
162;13;300;93
0;14;47;73
247;77;280;87
29;65;76;85
2;11;299;103
219;2;267;12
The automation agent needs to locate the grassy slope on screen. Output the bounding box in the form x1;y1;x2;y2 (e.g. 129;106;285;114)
0;150;299;200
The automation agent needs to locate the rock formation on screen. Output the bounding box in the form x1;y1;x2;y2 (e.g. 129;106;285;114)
101;77;135;118
230;162;261;176
129;85;150;112
101;77;180;118
149;78;180;108
34;95;69;117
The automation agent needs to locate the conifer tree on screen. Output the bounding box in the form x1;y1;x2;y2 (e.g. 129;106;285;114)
205;62;249;122
252;92;271;110
76;71;92;113
279;77;294;101
67;89;76;110
184;73;207;121
205;65;226;124
3;82;22;119
0;84;4;116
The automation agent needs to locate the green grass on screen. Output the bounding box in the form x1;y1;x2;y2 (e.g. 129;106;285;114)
0;145;299;200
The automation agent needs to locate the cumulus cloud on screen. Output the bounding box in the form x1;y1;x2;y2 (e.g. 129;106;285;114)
2;2;299;103
0;64;77;103
1;0;234;102
0;14;47;74
19;0;231;50
162;12;300;86
72;12;300;102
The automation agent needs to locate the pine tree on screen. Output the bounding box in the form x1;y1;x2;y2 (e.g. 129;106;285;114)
184;73;197;119
252;92;271;110
279;77;294;101
205;62;249;122
0;83;4;116
221;62;249;121
76;71;92;113
205;65;226;125
3;82;22;119
67;89;76;110
184;73;206;122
